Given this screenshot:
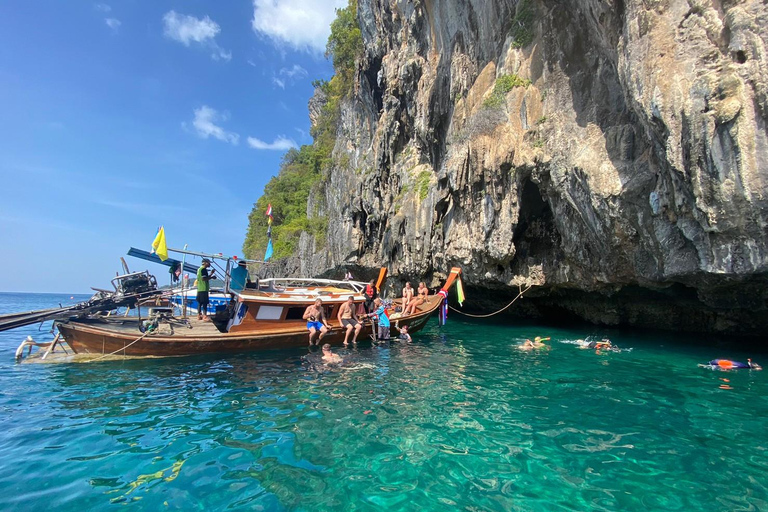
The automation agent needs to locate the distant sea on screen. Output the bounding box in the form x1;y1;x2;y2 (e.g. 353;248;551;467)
0;292;766;511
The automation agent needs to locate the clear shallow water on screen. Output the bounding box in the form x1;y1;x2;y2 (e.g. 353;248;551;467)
0;292;766;511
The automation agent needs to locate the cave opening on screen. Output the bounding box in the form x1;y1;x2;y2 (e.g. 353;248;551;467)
511;179;558;267
364;56;384;112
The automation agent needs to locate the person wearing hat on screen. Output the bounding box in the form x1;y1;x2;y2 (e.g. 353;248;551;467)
196;258;215;321
229;259;251;293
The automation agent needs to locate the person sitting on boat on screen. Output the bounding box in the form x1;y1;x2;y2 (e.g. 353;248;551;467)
518;336;550;351
395;324;412;343
364;279;378;313
229;259;251;293
365;297;391;341
322;344;343;364
403;282;428;316
303;298;331;346
337;295;362;346
401;282;414;313
196;258;215;321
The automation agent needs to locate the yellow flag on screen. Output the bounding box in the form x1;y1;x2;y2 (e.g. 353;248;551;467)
152;226;169;261
456;277;465;307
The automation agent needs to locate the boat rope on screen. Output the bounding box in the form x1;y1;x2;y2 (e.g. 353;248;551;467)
86;330;151;363
447;284;531;318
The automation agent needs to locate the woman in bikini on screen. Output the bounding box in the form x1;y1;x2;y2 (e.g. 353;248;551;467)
401;282;414;313
404;282;428;316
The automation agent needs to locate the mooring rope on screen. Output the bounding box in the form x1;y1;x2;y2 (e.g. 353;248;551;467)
447;284;532;318
87;330;151;363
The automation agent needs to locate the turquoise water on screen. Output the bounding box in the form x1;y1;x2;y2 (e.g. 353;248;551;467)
0;292;766;511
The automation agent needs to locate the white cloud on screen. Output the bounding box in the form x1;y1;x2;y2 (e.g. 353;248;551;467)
252;0;347;53
272;64;308;88
247;136;297;150
280;64;308;78
95;3;111;12
105;18;121;32
163;10;231;61
189;106;240;145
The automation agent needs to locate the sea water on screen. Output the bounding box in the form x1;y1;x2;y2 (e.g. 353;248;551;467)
0;292;766;511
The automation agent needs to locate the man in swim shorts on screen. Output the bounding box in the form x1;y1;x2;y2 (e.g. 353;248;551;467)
303;298;331;346
337;295;362;346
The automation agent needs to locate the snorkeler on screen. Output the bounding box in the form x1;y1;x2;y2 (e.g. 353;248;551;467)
699;358;762;370
518;336;550;351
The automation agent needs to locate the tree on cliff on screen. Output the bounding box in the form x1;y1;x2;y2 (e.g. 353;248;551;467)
242;0;362;261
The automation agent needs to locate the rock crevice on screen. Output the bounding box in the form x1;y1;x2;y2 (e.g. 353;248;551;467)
293;0;768;336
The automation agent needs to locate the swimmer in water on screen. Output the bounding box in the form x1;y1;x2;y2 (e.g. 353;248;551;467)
577;338;619;353
518;336;550;351
321;344;343;364
394;324;412;343
699;358;762;370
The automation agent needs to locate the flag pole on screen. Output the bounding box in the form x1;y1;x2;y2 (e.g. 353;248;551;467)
264;204;274;263
180;244;188;318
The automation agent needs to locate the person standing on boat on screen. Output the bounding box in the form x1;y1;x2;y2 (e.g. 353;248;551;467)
364;279;378;313
229;259;250;293
337;295;362;346
196;258;215;321
303;298;330;346
367;297;391;340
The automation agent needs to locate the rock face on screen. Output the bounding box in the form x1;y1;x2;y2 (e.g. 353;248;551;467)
296;0;768;336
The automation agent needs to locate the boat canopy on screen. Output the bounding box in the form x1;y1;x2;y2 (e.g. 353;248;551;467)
127;247;198;274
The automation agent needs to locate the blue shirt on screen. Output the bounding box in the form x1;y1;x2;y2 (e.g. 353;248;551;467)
230;265;248;291
371;305;390;327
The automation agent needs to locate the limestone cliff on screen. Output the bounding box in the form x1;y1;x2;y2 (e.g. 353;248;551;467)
292;0;768;335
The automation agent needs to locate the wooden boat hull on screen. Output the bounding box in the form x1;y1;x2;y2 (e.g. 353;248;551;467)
56;295;442;357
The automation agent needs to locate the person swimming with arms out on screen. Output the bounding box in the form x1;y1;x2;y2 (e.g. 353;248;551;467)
575;338;620;353
518;336;550;351
699;358;762;370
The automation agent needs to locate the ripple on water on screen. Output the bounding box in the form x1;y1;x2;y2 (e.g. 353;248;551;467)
0;308;767;511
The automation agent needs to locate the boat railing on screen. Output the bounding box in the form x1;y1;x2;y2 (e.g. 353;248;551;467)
257;278;367;294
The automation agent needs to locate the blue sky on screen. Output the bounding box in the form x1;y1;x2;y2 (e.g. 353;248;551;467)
0;0;346;293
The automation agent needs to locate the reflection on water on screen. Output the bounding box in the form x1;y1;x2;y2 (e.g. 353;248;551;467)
0;293;767;511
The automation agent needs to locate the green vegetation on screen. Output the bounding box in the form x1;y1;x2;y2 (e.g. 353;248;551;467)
242;0;362;260
511;0;535;49
482;74;532;108
416;170;432;200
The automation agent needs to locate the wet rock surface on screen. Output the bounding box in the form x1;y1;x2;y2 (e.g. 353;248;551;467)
289;0;768;336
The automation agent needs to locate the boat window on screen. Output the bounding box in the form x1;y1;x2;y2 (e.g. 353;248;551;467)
255;305;283;320
285;307;305;320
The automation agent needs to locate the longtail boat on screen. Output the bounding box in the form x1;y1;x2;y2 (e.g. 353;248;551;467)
47;267;463;358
